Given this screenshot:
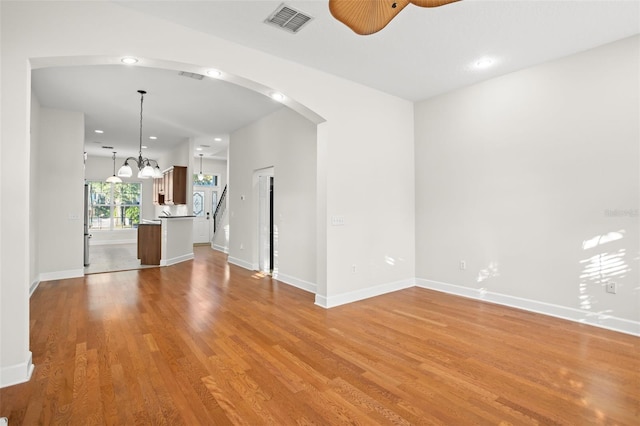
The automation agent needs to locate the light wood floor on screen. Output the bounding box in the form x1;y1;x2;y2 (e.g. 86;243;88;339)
2;247;638;425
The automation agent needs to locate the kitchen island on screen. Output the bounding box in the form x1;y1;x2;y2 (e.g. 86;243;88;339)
138;216;194;266
159;216;194;266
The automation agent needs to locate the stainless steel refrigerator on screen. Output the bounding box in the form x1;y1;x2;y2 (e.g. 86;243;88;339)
84;183;91;266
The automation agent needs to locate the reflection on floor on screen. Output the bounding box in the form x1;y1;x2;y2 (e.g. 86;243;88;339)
84;243;157;275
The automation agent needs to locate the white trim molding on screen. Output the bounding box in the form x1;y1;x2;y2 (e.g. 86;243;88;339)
273;272;316;294
29;280;40;297
227;256;254;271
212;243;229;254
222;255;640;337
39;268;84;282
89;239;137;246
416;278;640;337
159;253;194;267
0;351;34;388
315;278;415;309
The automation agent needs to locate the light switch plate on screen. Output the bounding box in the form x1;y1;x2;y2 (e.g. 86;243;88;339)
331;215;345;226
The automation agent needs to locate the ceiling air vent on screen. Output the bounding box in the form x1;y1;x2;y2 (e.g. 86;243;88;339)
179;71;204;80
265;3;313;34
101;145;114;150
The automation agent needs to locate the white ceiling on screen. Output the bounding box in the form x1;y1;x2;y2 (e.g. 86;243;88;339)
118;0;640;100
31;0;639;160
32;65;284;160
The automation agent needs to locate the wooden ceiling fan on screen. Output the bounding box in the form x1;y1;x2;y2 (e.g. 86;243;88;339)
329;0;460;35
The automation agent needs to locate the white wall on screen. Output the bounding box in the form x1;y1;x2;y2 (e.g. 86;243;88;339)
322;93;415;307
1;0;415;386
415;36;640;333
200;157;227;191
229;108;316;291
30;93;41;292
37;107;85;279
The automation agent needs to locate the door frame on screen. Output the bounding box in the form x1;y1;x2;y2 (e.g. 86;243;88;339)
253;167;276;274
192;173;221;244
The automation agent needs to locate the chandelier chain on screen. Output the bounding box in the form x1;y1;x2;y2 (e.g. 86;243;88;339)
138;90;145;161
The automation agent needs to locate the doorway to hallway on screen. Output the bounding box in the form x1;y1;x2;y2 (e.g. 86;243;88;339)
256;168;275;274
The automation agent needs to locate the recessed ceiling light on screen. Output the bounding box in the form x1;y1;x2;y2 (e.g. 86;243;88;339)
94;129;104;134
196;147;203;151
141;145;148;149
121;57;139;65
207;69;222;78
271;92;285;102
214;137;222;142
474;57;494;69
149;136;157;140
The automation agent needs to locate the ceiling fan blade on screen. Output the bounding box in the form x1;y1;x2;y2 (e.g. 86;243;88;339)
329;0;411;35
410;0;460;8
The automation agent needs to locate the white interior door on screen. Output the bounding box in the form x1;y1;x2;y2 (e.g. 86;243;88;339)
192;188;216;244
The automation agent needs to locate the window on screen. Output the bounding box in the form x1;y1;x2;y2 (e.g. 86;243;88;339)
88;181;141;230
193;174;218;187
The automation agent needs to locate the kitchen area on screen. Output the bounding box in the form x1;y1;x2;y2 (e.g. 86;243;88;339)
30;65;237;280
137;165;194;267
84;161;195;274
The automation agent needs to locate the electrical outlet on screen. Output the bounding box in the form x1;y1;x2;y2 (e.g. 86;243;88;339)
606;282;617;294
459;260;466;270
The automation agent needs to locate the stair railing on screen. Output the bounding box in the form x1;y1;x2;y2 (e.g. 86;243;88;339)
213;184;227;234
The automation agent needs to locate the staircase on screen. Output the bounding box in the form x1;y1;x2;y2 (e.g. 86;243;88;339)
213;185;227;234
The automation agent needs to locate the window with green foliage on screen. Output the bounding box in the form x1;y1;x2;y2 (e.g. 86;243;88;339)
193;174;218;187
88;181;141;230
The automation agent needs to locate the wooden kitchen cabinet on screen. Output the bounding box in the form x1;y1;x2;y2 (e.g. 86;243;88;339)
138;224;161;265
153;165;187;205
153;176;165;205
163;166;187;205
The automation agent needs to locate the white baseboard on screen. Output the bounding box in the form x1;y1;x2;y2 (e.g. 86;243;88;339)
315;278;415;309
227;258;317;295
0;351;34;388
273;272;316;294
416;278;640;337
160;253;194;267
39;268;84;282
29;280;40;297
90;239;136;246
212;243;228;254
227;256;254;271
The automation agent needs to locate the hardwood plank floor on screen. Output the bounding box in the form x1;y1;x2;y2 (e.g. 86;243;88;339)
2;247;638;425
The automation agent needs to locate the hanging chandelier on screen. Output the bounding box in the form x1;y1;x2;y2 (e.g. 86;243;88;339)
117;90;162;179
197;153;204;181
105;151;122;183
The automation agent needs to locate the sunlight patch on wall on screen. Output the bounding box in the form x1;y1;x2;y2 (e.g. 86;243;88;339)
477;261;500;283
581;230;624;250
578;230;630;313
